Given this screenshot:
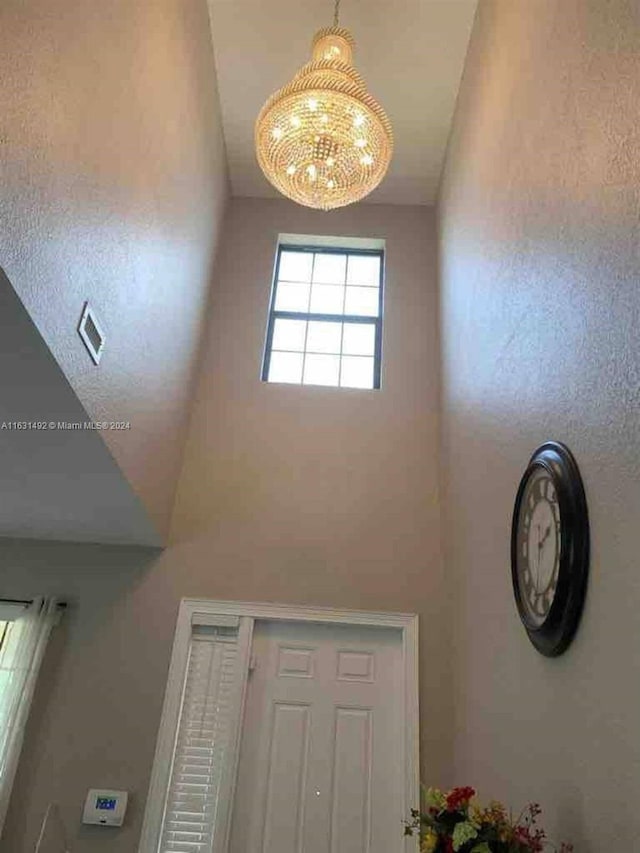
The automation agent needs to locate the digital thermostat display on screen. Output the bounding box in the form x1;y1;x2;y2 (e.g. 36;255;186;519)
83;789;128;826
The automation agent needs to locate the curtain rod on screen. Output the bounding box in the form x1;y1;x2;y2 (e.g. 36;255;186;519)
1;598;67;608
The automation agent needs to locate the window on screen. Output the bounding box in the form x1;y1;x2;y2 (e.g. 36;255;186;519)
262;243;384;389
0;598;60;836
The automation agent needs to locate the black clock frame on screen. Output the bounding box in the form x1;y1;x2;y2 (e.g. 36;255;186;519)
510;441;589;657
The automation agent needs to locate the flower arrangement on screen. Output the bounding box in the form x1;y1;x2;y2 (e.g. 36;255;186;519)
404;787;573;853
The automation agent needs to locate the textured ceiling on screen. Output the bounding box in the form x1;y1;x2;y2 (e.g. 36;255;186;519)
208;0;477;206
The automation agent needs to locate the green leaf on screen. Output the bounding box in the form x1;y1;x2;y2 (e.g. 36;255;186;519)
470;844;492;853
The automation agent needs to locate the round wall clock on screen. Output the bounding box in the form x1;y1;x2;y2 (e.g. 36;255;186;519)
511;441;589;657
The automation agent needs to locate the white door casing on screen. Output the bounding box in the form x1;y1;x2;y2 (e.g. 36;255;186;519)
138;600;419;853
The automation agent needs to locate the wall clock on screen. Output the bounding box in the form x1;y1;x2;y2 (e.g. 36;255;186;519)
511;441;589;657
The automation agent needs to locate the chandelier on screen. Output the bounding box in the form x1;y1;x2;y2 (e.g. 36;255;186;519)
254;0;393;211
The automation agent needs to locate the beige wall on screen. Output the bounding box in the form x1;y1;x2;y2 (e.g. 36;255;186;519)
439;1;640;848
171;196;449;782
2;198;446;852
1;541;166;853
0;0;229;537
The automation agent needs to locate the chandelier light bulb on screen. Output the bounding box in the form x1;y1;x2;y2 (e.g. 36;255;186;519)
255;24;393;210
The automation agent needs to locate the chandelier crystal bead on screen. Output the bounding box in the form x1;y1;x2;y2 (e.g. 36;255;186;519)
255;25;393;210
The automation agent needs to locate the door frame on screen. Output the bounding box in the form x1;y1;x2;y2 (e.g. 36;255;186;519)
139;598;419;853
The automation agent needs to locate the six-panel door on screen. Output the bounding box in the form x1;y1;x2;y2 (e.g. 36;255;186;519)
229;620;404;853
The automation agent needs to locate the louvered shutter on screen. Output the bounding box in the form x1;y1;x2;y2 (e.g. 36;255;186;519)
157;619;249;853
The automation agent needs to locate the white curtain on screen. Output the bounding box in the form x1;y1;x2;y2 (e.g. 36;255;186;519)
0;598;60;835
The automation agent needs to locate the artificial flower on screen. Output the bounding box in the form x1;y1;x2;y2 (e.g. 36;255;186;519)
420;827;438;853
405;786;573;853
452;820;479;850
423;786;447;812
446;786;476;812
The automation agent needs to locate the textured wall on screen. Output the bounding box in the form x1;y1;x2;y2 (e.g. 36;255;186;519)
0;272;159;545
0;0;229;537
171;197;449;785
439;1;640;848
1;199;446;852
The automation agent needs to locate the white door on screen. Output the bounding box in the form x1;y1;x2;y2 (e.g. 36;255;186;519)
229;620;404;853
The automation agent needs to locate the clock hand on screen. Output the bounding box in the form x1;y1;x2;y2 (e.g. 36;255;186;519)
539;524;552;548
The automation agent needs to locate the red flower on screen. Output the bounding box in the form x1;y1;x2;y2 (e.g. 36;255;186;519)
445;786;476;812
442;838;454;853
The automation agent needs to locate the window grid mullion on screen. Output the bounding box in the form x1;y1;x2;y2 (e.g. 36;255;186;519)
306;252;315;314
301;320;311;386
337;256;348;387
272;310;378;325
341;256;349;315
300;251;317;384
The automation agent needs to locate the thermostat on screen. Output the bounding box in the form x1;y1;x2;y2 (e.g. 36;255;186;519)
82;789;128;827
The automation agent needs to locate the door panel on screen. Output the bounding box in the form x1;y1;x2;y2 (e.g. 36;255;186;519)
229;620;403;853
262;703;311;853
330;707;372;853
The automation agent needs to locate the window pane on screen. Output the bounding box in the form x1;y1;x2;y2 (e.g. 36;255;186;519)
310;284;344;314
347;254;381;286
344;286;379;317
265;246;383;391
340;356;374;389
342;323;375;356
279;251;313;282
306;321;342;354
303;354;340;386
274;282;310;312
312;253;347;284
272;318;307;351
269;351;303;384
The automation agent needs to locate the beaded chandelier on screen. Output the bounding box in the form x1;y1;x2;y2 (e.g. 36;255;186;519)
254;0;393;211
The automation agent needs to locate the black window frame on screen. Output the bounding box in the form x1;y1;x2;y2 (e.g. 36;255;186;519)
262;243;384;390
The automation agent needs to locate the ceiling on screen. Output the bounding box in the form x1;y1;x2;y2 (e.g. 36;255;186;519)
208;0;477;206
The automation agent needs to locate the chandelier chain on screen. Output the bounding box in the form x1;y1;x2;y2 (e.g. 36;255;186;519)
333;0;341;26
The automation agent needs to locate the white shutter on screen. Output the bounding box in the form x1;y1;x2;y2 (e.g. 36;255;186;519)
158;622;249;853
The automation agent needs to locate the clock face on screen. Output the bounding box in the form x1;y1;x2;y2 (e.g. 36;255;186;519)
515;467;561;627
